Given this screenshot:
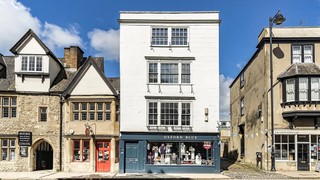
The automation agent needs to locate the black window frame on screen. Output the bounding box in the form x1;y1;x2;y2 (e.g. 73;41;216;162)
240;72;244;89
291;44;315;64
282;76;320;105
240;97;244;116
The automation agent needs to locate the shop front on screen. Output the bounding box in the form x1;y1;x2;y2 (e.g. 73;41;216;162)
275;129;320;171
119;132;220;174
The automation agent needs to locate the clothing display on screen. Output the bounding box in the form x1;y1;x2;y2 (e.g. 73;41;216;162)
159;144;166;154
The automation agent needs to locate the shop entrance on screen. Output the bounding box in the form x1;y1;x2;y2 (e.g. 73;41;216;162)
125;142;140;173
96;141;110;172
297;143;309;171
36;141;53;170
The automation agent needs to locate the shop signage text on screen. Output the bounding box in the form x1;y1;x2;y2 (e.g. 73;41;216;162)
18;131;32;146
163;135;197;140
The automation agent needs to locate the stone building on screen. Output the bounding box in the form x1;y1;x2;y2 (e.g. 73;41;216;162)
229;27;320;171
0;29;119;172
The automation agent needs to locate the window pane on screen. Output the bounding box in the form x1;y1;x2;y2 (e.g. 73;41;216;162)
97;103;103;111
304;55;312;63
304;45;312;54
10;140;15;147
36;57;42;71
29;56;35;71
181;64;190;83
89;103;95;111
73;113;79;120
74;103;79;111
10;107;16;118
81;112;87;121
275;144;281;160
286;79;295;102
74;140;80;149
171;28;188;46
2;149;7;161
3;107;8;118
149;102;158;125
311;78;320;101
11;98;17;106
161;63;178;83
147;142;180;165
40;108;47;122
97;112;103;121
275;135;281;143
21;57;28;71
105;103;111;110
105;112;111;120
3;98;9;106
83;141;90;162
81;103;87;110
73;150;80;161
2;140;8;147
89;112;95;120
10;149;15;161
281;144;288;160
292;46;301;54
182;103;191;126
299;78;308;101
149;63;158;83
289;144;295;161
152;28;168;45
160;103;178;125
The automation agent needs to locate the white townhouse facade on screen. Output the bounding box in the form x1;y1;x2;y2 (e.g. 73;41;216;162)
119;11;221;174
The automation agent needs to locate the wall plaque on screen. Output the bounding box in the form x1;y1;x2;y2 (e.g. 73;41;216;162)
18;131;32;146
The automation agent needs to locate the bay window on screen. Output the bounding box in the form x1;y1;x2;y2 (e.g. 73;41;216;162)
286;79;295;102
148;61;191;84
283;77;320;103
148;101;191;126
292;45;313;63
21;56;43;72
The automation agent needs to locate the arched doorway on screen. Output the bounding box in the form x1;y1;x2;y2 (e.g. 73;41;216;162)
36;141;53;170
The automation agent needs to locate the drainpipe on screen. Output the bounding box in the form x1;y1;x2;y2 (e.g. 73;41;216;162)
59;95;64;171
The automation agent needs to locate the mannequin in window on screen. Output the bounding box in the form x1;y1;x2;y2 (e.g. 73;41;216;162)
147;152;154;164
159;144;166;155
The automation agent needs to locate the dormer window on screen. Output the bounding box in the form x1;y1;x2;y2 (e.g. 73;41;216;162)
21;56;42;72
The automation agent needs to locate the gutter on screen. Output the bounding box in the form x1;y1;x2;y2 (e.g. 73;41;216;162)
59;95;65;171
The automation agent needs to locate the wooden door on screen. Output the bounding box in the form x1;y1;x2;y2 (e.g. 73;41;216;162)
125;142;139;173
96;141;110;172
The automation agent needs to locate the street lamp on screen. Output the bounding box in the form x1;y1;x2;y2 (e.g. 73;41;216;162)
270;9;286;172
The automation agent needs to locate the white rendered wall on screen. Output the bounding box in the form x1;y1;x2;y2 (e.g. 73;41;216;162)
120;13;219;133
18;37;46;55
70;65;113;95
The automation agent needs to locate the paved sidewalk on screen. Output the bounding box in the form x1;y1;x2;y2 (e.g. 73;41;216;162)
276;171;320;179
0;171;230;180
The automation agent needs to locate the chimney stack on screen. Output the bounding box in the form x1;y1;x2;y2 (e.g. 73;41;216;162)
64;46;84;69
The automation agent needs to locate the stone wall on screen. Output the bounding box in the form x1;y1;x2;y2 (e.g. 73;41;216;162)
0;93;61;172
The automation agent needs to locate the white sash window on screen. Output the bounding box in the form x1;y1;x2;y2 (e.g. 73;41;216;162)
304;45;313;63
311;78;320;101
292;46;301;63
299;78;308;101
286;79;295;102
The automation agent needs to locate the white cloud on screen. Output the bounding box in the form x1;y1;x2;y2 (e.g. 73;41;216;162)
88;28;120;61
41;22;83;52
219;74;234;118
236;63;242;69
0;0;83;55
0;0;41;54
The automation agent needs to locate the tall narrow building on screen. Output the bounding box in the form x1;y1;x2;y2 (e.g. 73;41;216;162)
119;11;221;173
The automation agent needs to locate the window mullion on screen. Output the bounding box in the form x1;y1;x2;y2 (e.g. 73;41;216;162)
158;102;160;126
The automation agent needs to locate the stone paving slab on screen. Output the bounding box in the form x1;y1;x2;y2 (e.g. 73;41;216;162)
276;171;320;179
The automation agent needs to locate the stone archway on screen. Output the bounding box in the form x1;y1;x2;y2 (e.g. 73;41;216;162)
31;139;54;171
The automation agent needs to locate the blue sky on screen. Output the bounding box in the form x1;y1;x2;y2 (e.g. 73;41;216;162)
1;0;320;118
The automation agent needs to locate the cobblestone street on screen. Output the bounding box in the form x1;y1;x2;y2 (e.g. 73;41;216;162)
221;158;293;179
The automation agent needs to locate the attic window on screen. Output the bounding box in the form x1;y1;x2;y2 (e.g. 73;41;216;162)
21;56;42;72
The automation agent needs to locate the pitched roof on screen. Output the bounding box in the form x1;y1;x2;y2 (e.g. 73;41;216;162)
108;77;120;91
278;63;320;79
62;56;117;96
0;53;5;67
9;29;65;74
0;56;15;91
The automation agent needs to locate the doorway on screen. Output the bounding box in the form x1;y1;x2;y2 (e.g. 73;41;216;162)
96;141;110;172
297;143;309;171
36;141;53;170
125;142;139;173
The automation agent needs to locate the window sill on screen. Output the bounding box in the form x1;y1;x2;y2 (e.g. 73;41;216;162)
281;101;320;107
151;45;189;48
147;83;193;86
16;72;49;76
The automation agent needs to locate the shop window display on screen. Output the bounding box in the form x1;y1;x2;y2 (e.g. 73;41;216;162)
146;141;213;166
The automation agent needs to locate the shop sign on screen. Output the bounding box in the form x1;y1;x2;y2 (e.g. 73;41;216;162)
163;135;197;140
18;131;32;146
203;141;211;150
